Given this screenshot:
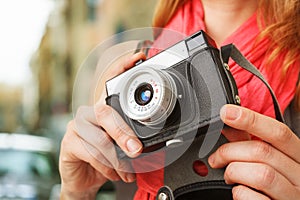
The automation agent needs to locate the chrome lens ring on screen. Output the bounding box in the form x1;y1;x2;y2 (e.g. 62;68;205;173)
119;67;177;126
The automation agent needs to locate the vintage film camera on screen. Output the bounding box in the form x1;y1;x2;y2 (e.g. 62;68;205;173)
105;30;240;158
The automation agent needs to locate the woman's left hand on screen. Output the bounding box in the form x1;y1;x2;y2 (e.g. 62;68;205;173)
208;104;300;200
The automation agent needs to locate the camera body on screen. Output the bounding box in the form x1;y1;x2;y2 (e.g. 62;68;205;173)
106;30;240;158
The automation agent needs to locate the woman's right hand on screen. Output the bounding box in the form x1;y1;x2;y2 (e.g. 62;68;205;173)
59;52;146;199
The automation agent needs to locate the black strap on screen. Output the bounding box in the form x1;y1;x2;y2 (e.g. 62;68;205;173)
221;44;285;123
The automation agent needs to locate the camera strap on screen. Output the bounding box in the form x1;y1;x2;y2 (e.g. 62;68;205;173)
221;44;284;123
156;44;285;200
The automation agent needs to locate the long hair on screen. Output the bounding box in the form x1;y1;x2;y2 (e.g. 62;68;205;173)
152;0;186;38
258;0;300;66
257;0;300;110
152;0;300;110
152;0;185;29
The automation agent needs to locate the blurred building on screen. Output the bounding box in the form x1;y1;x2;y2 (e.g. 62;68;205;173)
29;0;157;137
0;84;23;132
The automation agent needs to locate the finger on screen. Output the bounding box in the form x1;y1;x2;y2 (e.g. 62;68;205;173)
225;162;300;200
220;104;300;163
94;104;143;158
209;140;300;186
79;138;136;183
94;52;147;105
61;123;120;182
78;139;122;182
123;52;146;70
222;127;251;142
74;106;136;175
74;106;115;163
232;185;271;200
109;52;146;76
75;104;142;157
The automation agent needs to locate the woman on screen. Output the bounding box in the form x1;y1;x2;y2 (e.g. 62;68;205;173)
59;0;300;199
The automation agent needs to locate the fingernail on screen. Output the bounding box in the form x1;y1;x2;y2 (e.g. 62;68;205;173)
208;154;215;167
126;173;136;182
126;139;142;153
221;105;241;121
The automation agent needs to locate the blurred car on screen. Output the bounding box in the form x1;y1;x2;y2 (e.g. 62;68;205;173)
0;133;60;200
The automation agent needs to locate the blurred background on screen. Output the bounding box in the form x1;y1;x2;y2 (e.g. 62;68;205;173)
0;0;157;199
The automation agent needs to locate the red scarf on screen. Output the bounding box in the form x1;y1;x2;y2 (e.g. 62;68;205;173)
133;0;300;199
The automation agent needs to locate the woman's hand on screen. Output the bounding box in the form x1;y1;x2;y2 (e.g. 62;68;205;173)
59;52;146;199
209;104;300;200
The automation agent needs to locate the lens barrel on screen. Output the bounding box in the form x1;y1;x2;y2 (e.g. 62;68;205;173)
119;67;177;126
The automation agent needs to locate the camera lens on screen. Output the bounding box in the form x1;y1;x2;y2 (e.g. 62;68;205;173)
119;67;177;126
134;83;153;106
